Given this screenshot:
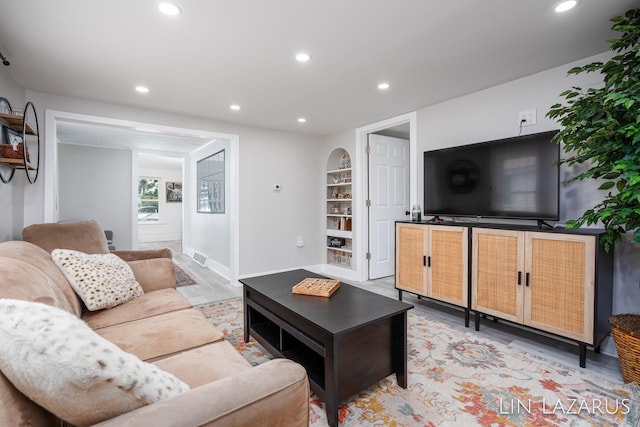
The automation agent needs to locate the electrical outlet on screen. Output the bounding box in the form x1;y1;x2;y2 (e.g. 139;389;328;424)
519;109;537;126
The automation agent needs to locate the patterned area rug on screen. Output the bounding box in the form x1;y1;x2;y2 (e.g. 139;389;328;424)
197;298;640;427
175;265;197;287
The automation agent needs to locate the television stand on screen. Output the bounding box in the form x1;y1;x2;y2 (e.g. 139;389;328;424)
537;220;554;229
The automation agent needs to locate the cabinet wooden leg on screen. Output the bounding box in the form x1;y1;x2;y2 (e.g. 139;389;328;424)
398;290;403;301
579;343;586;368
474;312;480;331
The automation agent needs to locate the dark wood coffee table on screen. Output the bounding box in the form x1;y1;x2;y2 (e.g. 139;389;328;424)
240;269;413;427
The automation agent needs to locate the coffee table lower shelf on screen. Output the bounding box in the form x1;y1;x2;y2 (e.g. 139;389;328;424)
247;301;327;391
244;298;409;427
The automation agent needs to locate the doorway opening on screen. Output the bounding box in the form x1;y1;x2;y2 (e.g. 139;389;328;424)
44;110;241;284
355;112;417;282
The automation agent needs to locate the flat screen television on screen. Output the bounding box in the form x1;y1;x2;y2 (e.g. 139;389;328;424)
423;130;560;221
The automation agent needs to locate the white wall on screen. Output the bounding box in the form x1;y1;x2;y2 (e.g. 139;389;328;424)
0;69;25;241
58;143;132;249
412;51;639;314
138;153;183;243
237;127;324;277
186;140;232;275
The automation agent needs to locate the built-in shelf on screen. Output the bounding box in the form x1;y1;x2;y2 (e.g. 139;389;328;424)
326;149;353;269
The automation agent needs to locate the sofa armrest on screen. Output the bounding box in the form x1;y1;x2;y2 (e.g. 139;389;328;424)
127;258;177;292
91;359;309;427
112;248;172;262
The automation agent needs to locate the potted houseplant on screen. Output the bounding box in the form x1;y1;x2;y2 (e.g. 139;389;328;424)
546;8;640;384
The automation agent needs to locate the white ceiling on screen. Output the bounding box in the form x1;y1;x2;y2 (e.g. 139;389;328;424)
0;1;636;137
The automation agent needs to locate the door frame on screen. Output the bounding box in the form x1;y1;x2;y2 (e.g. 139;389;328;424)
43;109;241;284
355;111;417;281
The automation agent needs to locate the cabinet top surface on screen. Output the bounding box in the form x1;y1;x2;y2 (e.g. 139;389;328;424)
396;220;605;236
241;269;413;334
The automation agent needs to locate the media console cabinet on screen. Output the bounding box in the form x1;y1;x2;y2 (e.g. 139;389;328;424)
395;221;614;368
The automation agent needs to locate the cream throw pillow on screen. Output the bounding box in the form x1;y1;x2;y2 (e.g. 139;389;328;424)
52;249;144;311
0;299;190;426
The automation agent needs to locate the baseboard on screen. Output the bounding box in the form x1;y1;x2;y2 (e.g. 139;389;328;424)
184;247;232;283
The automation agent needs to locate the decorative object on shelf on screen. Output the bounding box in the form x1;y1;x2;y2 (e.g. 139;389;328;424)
166;181;182;202
329;238;345;248
1;127;29;161
338;152;351;169
609;314;640;384
411;205;422;222
0;97;11;114
197;149;224;213
292;278;340;297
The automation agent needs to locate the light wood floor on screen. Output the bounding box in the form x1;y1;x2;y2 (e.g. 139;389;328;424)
141;240;625;384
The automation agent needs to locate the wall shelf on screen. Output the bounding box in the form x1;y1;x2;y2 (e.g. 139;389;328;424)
0;101;40;184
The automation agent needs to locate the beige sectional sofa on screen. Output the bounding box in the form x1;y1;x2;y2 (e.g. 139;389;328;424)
0;221;309;426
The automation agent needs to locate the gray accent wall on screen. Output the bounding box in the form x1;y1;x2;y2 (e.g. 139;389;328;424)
58;143;132;249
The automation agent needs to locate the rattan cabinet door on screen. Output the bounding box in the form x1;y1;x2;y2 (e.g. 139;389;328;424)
524;232;595;343
472;228;524;323
395;223;427;295
428;226;468;307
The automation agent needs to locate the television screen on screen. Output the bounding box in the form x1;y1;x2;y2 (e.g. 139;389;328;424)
423;130;560;220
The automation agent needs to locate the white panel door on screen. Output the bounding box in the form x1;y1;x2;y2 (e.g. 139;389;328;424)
368;134;410;279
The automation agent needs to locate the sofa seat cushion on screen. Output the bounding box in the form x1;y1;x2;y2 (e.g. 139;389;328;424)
153;341;252;388
83;288;191;329
95;308;224;362
0;299;189;427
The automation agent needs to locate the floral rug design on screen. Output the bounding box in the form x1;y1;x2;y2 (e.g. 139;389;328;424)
197;298;639;427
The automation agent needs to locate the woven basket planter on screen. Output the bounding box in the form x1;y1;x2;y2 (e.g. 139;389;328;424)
610;314;640;384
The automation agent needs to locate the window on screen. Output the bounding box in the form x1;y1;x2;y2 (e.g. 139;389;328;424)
138;177;160;222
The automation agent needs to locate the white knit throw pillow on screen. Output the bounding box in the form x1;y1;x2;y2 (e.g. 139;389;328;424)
0;299;189;426
51;249;144;310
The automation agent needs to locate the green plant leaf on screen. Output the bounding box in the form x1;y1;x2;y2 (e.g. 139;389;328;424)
599;181;615;190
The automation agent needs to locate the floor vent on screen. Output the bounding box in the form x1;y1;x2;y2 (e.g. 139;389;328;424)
192;252;208;267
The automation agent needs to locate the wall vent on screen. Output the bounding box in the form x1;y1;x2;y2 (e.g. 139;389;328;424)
192;252;208;267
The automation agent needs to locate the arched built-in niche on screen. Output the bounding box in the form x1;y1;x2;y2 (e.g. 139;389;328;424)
326;148;353;270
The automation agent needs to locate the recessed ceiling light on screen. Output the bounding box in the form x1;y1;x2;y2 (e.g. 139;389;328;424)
158;2;182;16
295;53;311;63
230;104;241;111
554;0;577;13
297;117;307;123
377;82;390;90
135;86;150;94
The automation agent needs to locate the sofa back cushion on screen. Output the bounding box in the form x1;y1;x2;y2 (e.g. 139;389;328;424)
0;241;81;317
22;220;110;254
